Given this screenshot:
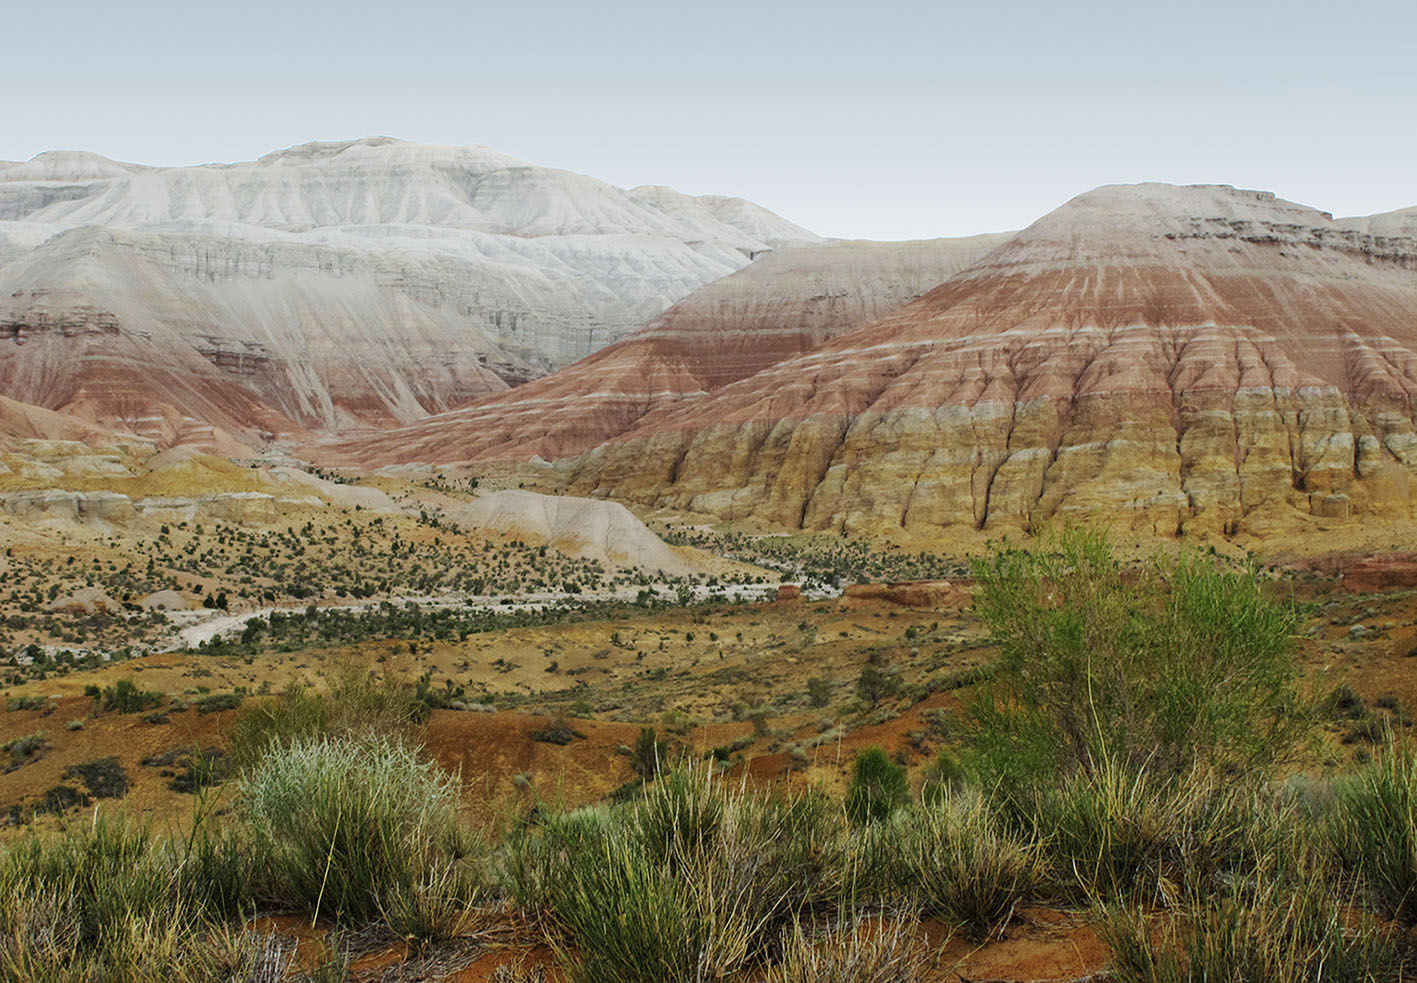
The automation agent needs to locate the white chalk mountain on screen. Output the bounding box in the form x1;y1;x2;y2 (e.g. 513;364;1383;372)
0;137;817;449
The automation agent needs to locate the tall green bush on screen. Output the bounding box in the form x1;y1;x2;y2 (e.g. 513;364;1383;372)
968;528;1303;789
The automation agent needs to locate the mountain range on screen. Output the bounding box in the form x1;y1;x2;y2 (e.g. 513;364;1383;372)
5;139;1417;542
0;137;815;450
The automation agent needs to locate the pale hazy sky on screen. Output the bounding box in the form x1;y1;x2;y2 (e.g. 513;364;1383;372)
5;0;1414;239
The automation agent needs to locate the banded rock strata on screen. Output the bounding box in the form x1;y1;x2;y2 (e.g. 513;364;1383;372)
558;185;1417;538
328;234;1009;464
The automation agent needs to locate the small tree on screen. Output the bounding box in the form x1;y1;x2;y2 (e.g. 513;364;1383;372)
845;747;909;825
856;664;901;707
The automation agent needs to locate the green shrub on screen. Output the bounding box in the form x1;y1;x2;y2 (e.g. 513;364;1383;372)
968;528;1304;790
1328;744;1417;923
102;679;163;715
238;735;473;925
855;665;901;706
631;726;666;779
845;748;908;825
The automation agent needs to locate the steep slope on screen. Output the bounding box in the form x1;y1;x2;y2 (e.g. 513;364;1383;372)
0;137;816;443
560;184;1417;539
326;234;1009;464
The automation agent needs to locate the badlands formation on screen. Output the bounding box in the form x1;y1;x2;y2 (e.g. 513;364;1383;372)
0;138;815;450
544;184;1417;540
4;145;1417;550
331;234;1010;464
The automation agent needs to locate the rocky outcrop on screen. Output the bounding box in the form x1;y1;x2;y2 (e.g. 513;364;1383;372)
1298;553;1417;591
0;489;136;524
443;489;702;575
140;590;190;612
326;235;1008;465
0;138;817;444
46;587;121;615
0;433;399;528
842;581;970;609
557;184;1417;540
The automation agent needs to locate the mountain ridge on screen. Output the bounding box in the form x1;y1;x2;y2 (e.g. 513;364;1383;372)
0;137;818;449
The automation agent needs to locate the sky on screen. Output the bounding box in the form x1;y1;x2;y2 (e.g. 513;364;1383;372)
4;0;1415;239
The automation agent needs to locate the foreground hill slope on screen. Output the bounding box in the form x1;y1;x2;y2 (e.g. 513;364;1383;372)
561;184;1417;539
326;234;1009;464
0;137;815;445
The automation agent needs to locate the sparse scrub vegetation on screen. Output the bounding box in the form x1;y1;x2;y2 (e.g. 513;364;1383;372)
1;529;1416;979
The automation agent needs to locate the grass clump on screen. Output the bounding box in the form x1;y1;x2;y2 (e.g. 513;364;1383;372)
1102;860;1397;983
0;815;273;980
889;790;1040;940
226;667;423;767
768;918;926;983
1327;743;1417;924
515;766;849;983
1026;757;1254;905
238;734;481;930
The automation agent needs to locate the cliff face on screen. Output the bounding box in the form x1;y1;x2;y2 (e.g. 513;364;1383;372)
328;235;1009;465
0;138;816;444
560;185;1417;539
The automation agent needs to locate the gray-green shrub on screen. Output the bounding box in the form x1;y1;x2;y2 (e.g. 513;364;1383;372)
238;735;476;925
